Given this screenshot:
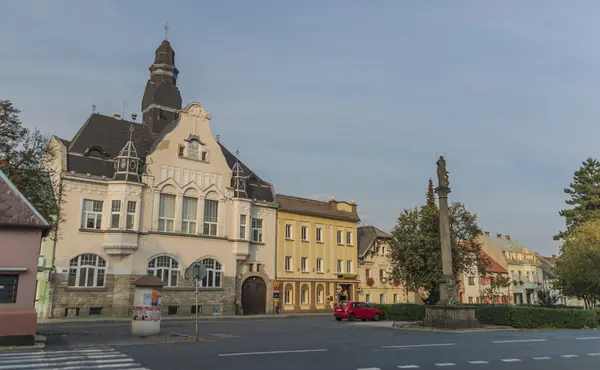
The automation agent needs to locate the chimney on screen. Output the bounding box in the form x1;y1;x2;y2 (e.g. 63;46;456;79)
484;231;490;236
351;199;357;213
496;233;502;238
131;113;138;121
113;114;121;120
505;235;511;241
552;254;556;259
216;135;220;143
329;196;338;211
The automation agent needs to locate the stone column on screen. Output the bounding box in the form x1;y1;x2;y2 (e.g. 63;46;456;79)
435;156;455;305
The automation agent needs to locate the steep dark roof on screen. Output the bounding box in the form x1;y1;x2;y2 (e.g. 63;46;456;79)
358;226;391;257
537;254;557;279
219;144;274;203
0;170;50;235
277;194;360;222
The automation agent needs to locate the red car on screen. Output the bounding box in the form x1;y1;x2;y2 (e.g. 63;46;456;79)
334;301;382;321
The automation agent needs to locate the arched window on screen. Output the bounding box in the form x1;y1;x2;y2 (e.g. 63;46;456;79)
301;284;309;304
68;254;106;287
284;284;293;305
198;258;222;288
316;284;324;304
147;256;179;287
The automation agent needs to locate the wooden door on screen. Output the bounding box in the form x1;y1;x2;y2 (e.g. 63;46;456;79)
242;276;267;315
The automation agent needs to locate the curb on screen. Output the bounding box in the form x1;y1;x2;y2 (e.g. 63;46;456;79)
390;324;520;333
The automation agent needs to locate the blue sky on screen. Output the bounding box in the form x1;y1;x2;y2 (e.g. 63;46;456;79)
3;1;598;255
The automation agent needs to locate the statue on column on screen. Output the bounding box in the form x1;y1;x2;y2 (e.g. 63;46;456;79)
436;155;449;188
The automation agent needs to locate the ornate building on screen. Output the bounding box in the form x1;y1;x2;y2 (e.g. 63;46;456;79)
46;38;277;318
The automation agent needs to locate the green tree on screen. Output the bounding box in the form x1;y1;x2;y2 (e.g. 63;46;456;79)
0;99;62;239
389;182;484;304
552;220;600;309
480;274;511;304
554;158;600;241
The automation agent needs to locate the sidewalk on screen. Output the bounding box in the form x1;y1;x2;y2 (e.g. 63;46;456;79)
38;312;330;324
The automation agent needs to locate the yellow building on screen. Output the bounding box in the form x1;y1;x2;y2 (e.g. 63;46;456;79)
357;226;421;304
275;195;360;313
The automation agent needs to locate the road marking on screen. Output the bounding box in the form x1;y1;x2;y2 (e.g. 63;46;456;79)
217;349;328;357
358;368;382;370
561;354;579;358
0;348;144;370
397;366;420;369
382;343;455;349
0;354;128;364
533;357;552;360
587;353;600;356
468;361;489;364
0;349;113;358
576;336;600;340
434;363;455;367
501;359;522;362
492;339;547;344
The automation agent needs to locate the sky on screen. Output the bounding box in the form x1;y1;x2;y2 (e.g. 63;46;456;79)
2;1;599;255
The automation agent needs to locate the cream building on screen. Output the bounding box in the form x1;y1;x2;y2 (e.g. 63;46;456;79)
357;226;419;304
46;38;277;318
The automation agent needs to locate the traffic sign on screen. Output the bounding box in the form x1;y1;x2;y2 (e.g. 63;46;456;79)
185;262;207;281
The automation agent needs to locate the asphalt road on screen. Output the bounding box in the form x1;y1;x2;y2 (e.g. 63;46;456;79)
3;317;600;369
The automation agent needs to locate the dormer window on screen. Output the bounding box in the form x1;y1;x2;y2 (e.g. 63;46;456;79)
181;136;209;162
178;145;185;157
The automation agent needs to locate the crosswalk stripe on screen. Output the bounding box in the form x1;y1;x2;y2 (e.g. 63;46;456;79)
0;349;112;358
0;348;148;370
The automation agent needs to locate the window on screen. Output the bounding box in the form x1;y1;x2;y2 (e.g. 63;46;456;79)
198;258;222;288
379;269;386;280
346;231;352;245
81;199;103;229
346;260;352;274
316;258;323;273
393;294;398;304
178;145;185;156
337;230;343;244
468;276;475;286
252;218;263;242
285;224;293;239
365;294;371;302
147;256;179;287
301;226;308;241
380;294;385;304
285;256;292;272
181;196;198;234
337;260;343;273
365;269;371;279
284;284;293;305
203;199;218;236
0;275;18;303
158;194;176;232
239;214;247;239
301;257;308;272
301;284;309;304
316;227;323;243
316;285;324;304
468;297;474;304
201;151;208;161
126;201;136;230
110;200;121;229
68;254;106;287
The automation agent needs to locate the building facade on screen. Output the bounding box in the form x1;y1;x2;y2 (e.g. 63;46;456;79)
47;38;277;318
459;248;509;304
357;226;419;304
275;195;360;313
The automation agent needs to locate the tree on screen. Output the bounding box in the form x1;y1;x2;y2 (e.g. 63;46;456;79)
0;100;62;239
554;158;600;241
535;288;556;308
552;220;600;309
389;182;484;304
480;274;511;304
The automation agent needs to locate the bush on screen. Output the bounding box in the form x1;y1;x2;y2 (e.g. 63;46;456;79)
474;305;512;326
369;304;425;321
509;307;598;329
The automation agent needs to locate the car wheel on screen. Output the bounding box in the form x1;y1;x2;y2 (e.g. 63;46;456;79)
335;317;342;321
373;314;380;321
361;319;366;321
349;313;356;321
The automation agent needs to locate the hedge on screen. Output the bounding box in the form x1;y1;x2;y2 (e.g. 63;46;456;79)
369;303;600;329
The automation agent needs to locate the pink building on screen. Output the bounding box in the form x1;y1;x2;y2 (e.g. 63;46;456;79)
0;170;50;346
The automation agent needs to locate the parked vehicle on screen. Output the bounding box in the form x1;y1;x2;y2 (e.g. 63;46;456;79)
334;301;382;321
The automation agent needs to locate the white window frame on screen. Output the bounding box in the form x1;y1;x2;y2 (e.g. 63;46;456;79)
81;199;103;230
301;285;309;304
68;254;106;287
158;194;176;232
337;259;343;273
198;258;222;288
346;260;352;274
316;258;323;273
337;230;343;245
365;293;371;302
285;224;293;240
110;200;121;229
147;256;179;287
252;218;263;242
301;257;308;272
301;226;308;241
316;285;324;304
203;199;219;236
239;214;247;239
380;294;385;304
346;231;352;245
316;227;323;243
182;196;198;234
126;201;136;230
285;256;292;272
285;286;292;305
393;293;398;304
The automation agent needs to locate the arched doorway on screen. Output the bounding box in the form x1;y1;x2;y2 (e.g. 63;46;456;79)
241;276;267;315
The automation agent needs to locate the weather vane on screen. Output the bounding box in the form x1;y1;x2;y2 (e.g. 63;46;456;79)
164;23;169;40
128;124;134;142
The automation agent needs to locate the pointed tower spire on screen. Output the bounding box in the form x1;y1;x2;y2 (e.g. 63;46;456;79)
232;149;248;198
113;125;143;182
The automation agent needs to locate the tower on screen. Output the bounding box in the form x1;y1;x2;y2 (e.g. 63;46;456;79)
141;32;182;135
113;125;143;182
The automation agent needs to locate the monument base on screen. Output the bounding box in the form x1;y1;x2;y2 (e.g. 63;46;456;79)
423;305;481;329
